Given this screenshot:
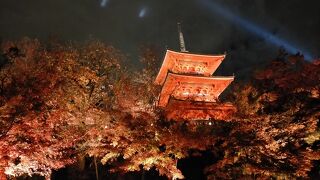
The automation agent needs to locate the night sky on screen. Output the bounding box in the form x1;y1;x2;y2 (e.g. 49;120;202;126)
1;0;319;77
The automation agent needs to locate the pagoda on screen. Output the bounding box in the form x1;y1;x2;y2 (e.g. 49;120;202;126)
154;24;236;121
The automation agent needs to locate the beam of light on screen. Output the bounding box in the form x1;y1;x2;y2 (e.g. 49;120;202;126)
100;0;109;8
199;0;315;60
138;7;147;18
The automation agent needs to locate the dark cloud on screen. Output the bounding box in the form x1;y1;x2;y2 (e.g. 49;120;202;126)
0;0;319;77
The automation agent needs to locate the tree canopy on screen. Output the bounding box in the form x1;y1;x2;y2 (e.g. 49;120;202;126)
0;38;319;179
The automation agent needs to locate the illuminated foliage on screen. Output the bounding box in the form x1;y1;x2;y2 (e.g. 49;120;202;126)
207;55;320;179
0;38;319;179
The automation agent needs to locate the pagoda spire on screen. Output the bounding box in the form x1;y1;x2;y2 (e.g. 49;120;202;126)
177;22;188;52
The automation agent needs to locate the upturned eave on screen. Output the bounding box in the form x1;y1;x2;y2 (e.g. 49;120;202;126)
154;50;226;85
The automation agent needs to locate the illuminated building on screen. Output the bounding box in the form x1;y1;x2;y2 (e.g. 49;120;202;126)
155;24;236;121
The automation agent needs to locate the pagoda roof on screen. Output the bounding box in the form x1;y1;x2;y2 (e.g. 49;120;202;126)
157;73;234;107
154;50;226;85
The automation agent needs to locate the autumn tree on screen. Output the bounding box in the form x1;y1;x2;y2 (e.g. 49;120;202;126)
205;55;320;179
0;39;188;179
0;38;117;179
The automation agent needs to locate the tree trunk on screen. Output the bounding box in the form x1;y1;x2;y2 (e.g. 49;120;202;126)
0;169;7;180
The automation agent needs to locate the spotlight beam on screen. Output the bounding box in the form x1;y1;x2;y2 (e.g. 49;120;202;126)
100;0;109;8
199;0;314;60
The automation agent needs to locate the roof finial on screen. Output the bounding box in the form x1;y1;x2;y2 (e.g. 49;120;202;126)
177;22;188;52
